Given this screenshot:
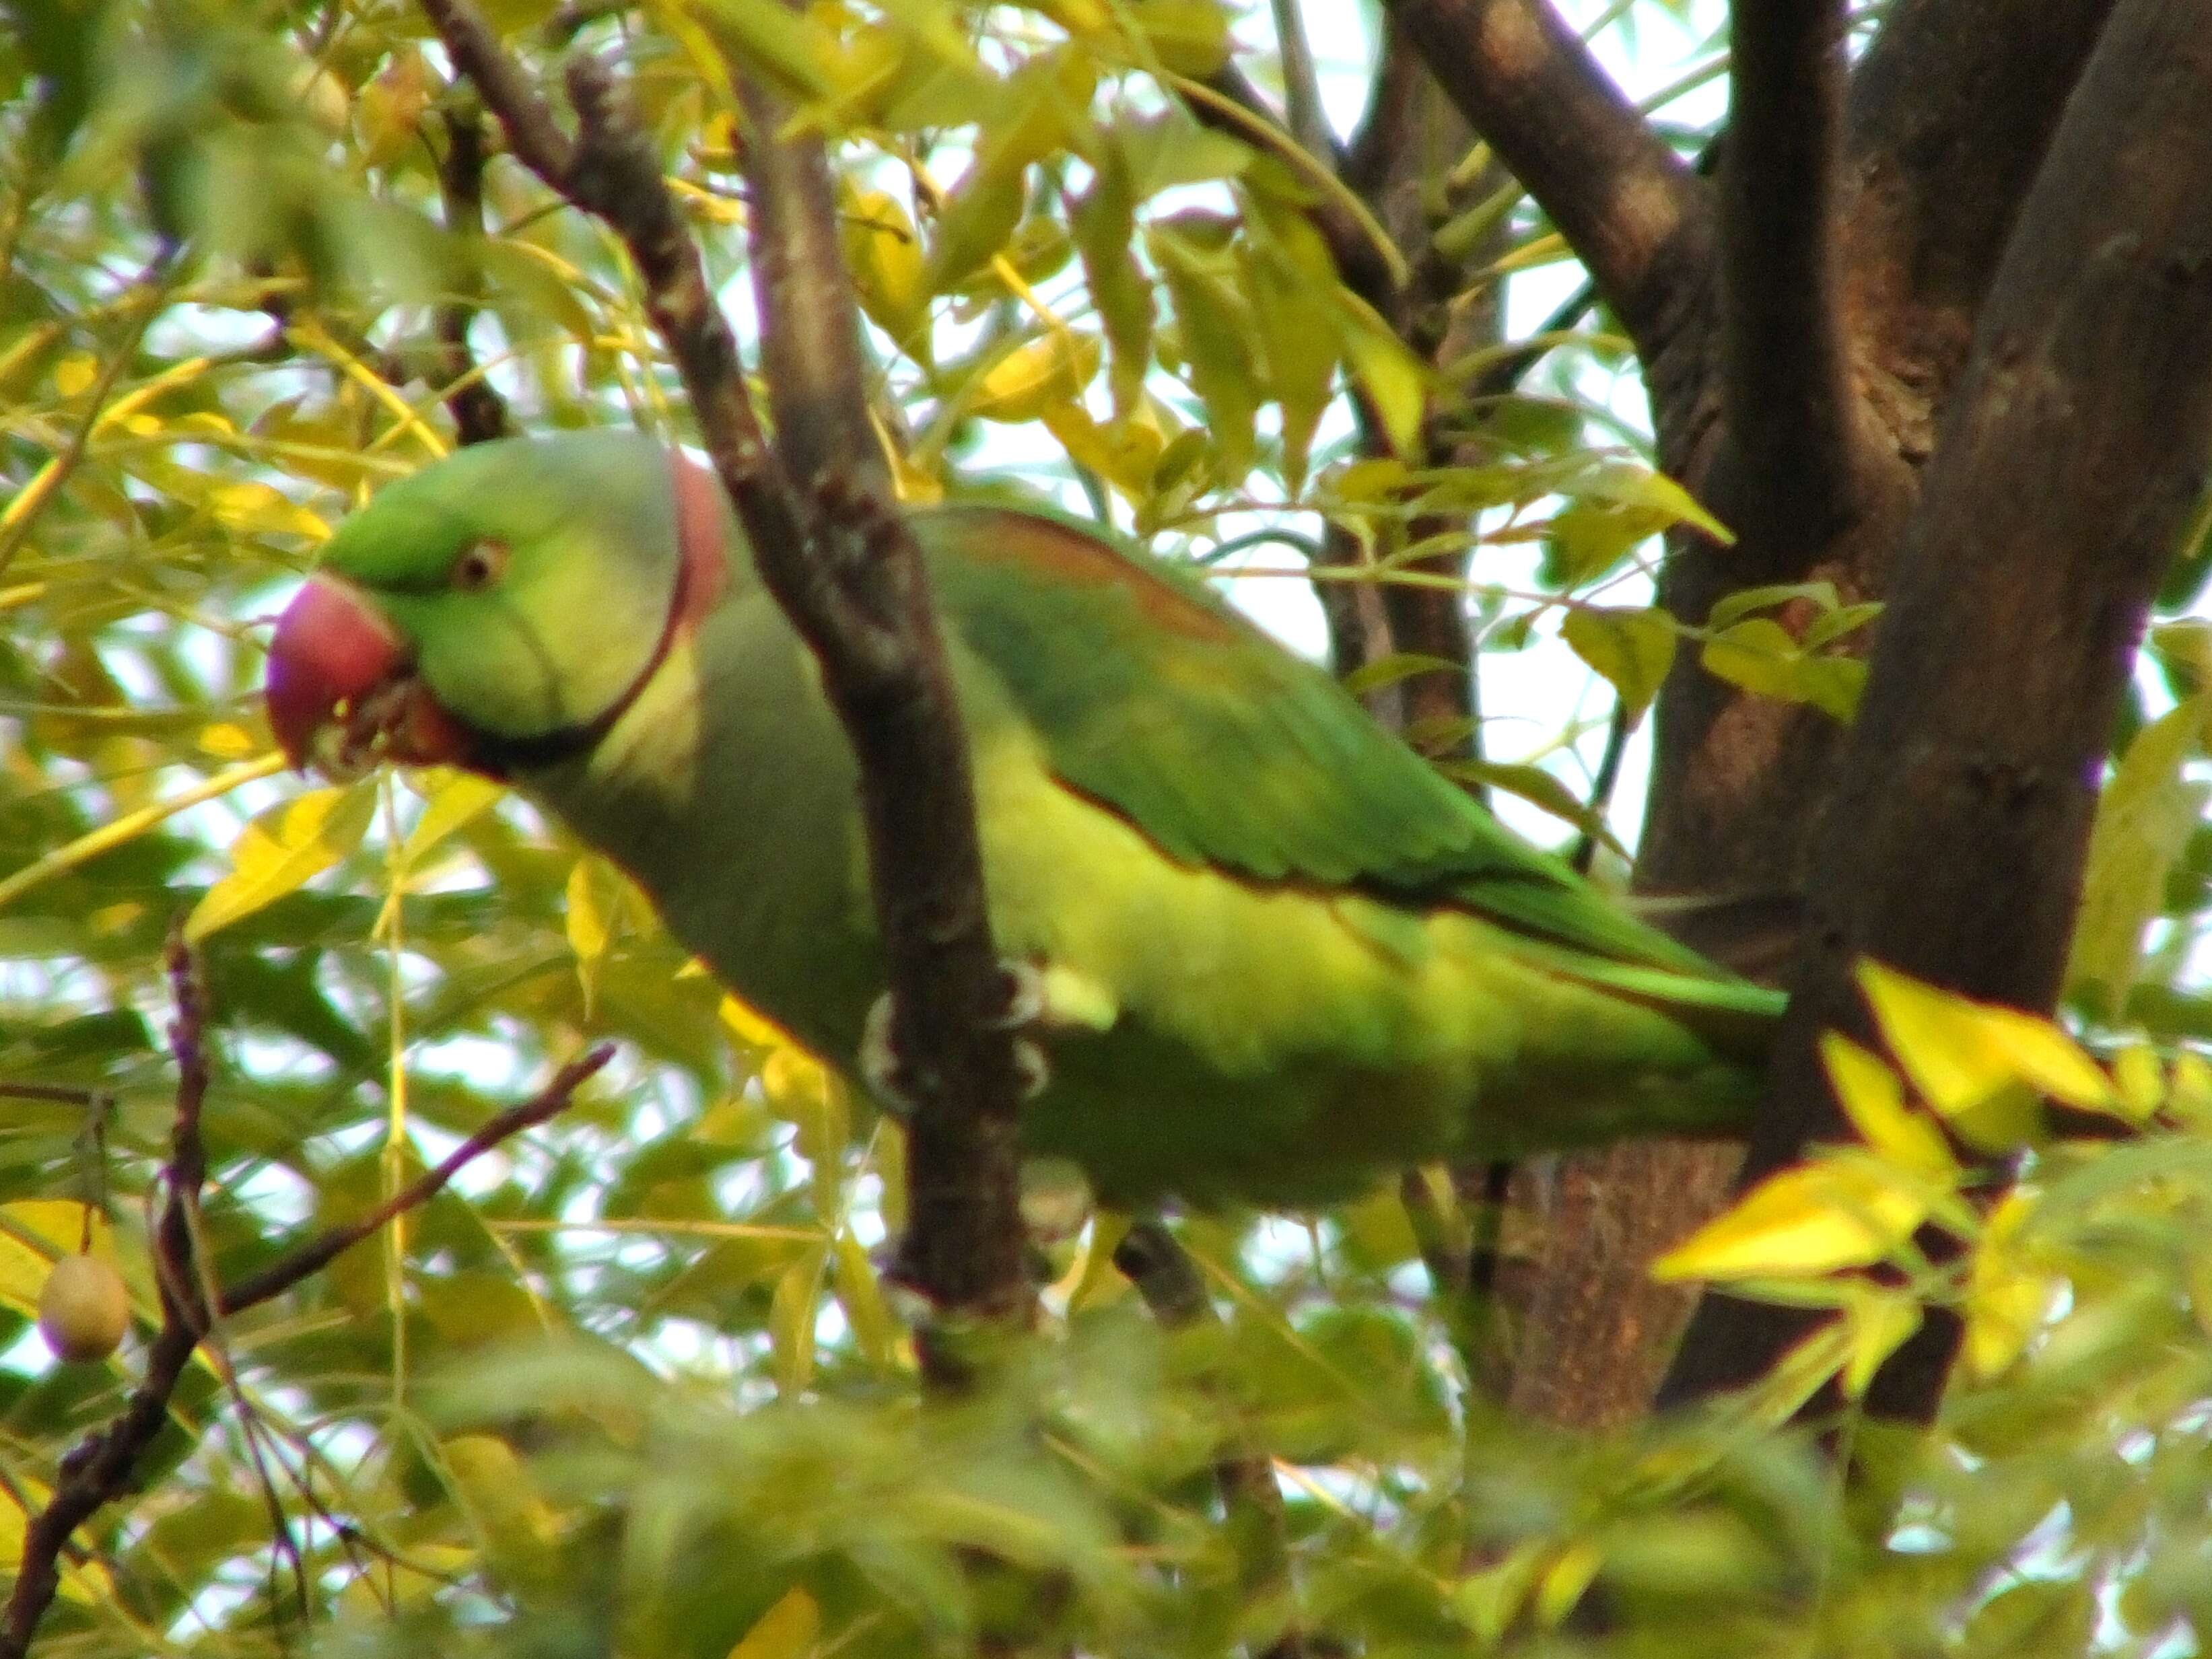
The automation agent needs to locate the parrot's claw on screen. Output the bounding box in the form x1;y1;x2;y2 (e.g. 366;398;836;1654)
990;960;1047;1030
860;964;1052;1119
858;992;911;1115
1012;1038;1050;1100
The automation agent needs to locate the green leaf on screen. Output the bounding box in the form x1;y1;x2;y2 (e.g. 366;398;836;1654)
1243;195;1339;493
769;1252;824;1395
1072;153;1152;413
1443;759;1628;857
1706;581;1840;631
1152;217;1260;474
924;54;1092;291
681;0;839;102
1700;619;1866;720
2067;695;2210;1017
1334;287;1426;459
1561;605;1678;719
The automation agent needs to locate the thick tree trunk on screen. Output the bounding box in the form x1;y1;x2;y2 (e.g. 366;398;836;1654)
1663;0;2212;1411
1391;0;2136;1428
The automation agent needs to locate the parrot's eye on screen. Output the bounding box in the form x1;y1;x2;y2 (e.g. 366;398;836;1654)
451;540;510;594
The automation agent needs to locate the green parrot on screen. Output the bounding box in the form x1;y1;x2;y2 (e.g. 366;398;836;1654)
266;431;1782;1207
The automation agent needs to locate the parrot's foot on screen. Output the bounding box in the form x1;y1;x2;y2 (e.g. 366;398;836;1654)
860;962;1051;1118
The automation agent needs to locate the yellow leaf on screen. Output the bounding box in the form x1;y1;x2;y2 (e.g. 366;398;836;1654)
1964;1187;2056;1379
185;782;377;943
1838;1285;1923;1398
1651;1154;1926;1282
399;770;506;864
2170;1051;2212;1125
1857;960;2116;1121
197;720;258;758
763;1047;849;1189
1820;1034;1958;1179
1040;400;1168;499
727;1586;821;1659
967;330;1101;423
1330;456;1409;503
209;480;329;541
565;857;619;1017
443;1434;562;1557
842;188;929;348
720;993;802;1055
1533;1540;1603;1628
2110;1043;2166;1123
1130;0;1231;74
0;1473;114;1604
52;352;97;398
0;1212;88;1309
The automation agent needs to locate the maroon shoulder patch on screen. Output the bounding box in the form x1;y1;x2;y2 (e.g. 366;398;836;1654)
940;507;1243;645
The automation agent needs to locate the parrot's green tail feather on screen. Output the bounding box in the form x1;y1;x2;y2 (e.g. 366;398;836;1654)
1502;934;1787;1064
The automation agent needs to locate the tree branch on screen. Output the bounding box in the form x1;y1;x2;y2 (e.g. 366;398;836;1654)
1718;0;1856;544
1660;0;2212;1425
1186;66;1397;312
1839;0;2120;458
432;101;514;446
1382;0;1711;359
419;1;1036;1349
218;1046;613;1314
0;966;609;1659
1266;0;1333;167
736;77;890;498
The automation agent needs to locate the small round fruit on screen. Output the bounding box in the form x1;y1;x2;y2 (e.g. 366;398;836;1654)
37;1253;130;1364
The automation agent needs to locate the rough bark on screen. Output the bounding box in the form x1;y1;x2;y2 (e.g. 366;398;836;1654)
1663;0;2212;1412
1389;0;2133;1428
1385;0;1711;363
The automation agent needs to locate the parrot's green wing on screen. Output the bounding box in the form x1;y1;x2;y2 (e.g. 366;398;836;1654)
920;505;1735;989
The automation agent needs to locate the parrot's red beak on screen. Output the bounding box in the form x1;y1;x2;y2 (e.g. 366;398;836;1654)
266;577;473;775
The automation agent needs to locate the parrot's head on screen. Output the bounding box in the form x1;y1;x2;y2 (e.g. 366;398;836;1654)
266;431;729;779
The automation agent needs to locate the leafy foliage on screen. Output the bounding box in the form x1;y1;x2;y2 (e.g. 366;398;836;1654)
3;1;2211;1656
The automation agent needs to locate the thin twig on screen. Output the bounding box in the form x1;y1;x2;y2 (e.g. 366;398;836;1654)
0;255;174;584
0;963;610;1659
434;100;515;446
219;1045;613;1314
1115;1224;1307;1659
1568;697;1632;876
